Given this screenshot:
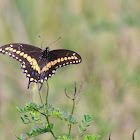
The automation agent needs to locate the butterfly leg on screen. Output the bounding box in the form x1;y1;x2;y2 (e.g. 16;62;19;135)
28;79;31;89
39;83;43;91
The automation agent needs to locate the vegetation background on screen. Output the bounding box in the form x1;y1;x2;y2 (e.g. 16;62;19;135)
0;0;140;140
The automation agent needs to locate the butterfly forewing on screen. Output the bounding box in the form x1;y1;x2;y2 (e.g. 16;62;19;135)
0;43;42;63
0;43;43;83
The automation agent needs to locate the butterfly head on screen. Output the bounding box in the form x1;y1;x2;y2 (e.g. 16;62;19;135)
42;47;50;58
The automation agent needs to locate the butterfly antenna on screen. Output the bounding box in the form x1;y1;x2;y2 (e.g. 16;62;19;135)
48;37;61;47
38;35;44;49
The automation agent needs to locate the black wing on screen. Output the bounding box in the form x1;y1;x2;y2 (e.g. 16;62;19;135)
0;44;82;90
39;49;82;83
0;43;43;85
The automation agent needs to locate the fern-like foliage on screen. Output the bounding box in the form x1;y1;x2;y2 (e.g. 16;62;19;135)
16;125;51;140
78;115;97;138
16;102;78;139
17;102;77;124
57;134;100;140
83;134;100;140
15;82;100;140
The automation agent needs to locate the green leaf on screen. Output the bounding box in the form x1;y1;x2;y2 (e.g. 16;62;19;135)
31;115;34;121
67;115;72;120
16;107;22;112
81;129;87;133
32;130;36;135
20;134;24;140
70;116;74;122
74;119;77;123
78;125;82;132
16;136;22;140
35;126;39;130
30;129;33;136
26;132;31;137
85;125;90;127
24;115;29;121
84;134;100;140
20;117;24;123
83;115;87;121
23;107;26;112
86;115;93;123
81;120;84;127
62;113;68;119
50;107;55;112
47;104;52;109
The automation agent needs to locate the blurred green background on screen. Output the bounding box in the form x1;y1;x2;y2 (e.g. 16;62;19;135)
0;0;140;140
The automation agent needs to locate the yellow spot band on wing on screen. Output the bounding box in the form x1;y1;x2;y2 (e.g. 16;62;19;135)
52;70;55;73
57;58;60;62
20;52;24;56
61;58;64;62
24;56;40;74
32;59;37;65
22;65;26;68
9;48;13;51
40;59;59;73
35;65;41;74
27;74;30;77
5;47;9;50
47;62;51;68
27;56;32;62
23;54;28;58
16;51;20;54
71;56;74;59
41;66;49;72
13;49;17;52
30;78;34;81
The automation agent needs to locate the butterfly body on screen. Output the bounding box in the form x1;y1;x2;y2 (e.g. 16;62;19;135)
0;43;82;90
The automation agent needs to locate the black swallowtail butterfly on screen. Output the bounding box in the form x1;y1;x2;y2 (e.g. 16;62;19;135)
0;43;82;90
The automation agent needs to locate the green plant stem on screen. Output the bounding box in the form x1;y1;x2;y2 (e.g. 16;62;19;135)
38;84;44;105
68;99;75;137
45;82;57;139
37;83;57;139
46;82;49;106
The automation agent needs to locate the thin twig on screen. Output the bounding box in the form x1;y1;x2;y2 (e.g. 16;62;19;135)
109;134;111;140
74;81;84;99
65;81;83;137
65;88;71;99
75;99;80;107
74;81;77;98
133;129;137;140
